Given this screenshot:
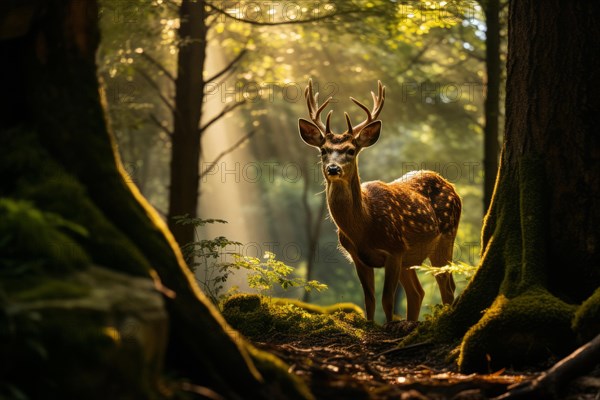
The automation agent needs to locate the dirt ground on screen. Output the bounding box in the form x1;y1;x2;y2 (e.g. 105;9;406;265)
252;322;600;400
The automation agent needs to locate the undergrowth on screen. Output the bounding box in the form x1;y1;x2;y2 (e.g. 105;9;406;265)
222;293;374;341
175;216;327;305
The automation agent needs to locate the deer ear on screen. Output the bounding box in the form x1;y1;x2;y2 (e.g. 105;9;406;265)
355;120;381;148
299;118;325;147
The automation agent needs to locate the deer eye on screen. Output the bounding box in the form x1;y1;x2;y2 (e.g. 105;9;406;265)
347;149;356;157
320;148;327;156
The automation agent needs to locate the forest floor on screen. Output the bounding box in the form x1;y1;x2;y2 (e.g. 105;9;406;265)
251;321;600;400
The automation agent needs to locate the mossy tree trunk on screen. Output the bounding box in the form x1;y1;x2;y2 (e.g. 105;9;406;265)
0;1;309;398
420;0;600;372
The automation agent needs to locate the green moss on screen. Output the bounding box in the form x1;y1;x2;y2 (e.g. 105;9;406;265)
223;293;263;313
222;294;369;340
0;127;151;277
402;305;453;346
0;198;89;275
458;289;576;372
24;173;152;277
272;297;365;317
572;287;600;343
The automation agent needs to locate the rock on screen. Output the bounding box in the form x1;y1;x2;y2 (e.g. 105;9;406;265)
2;265;168;399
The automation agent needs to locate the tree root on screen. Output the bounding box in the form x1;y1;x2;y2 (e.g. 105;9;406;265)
495;334;600;399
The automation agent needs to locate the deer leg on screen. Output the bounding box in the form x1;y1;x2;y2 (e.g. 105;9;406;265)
434;274;455;305
382;255;402;322
340;233;376;320
430;234;456;305
399;267;425;321
354;261;375;320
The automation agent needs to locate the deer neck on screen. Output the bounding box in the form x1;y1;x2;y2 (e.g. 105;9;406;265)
326;170;367;239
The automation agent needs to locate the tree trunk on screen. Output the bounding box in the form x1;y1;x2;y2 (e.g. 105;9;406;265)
0;1;310;398
167;0;207;246
302;173;327;302
482;0;501;212
414;0;600;373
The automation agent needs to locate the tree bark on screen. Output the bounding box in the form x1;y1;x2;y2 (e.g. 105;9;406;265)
411;0;600;373
167;0;207;246
482;0;501;212
0;1;310;398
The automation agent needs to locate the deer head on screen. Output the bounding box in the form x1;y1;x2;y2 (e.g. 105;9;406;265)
298;80;386;182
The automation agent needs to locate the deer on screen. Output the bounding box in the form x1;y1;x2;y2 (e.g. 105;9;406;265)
298;80;461;323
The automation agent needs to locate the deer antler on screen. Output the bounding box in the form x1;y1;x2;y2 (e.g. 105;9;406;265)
347;80;386;134
305;79;333;133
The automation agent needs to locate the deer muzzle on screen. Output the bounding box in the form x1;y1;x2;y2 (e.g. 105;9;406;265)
326;164;342;176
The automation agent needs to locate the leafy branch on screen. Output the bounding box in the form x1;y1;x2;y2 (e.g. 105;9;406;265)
235;252;328;297
411;261;478;280
175;216;327;305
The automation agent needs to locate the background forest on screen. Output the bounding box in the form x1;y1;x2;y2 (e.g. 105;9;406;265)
97;0;504;321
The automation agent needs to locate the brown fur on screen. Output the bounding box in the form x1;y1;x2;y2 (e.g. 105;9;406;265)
299;81;461;322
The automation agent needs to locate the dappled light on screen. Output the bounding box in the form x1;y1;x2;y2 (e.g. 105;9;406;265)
2;0;599;399
100;0;489;317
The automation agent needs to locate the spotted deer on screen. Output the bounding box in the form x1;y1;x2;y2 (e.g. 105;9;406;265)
298;80;461;322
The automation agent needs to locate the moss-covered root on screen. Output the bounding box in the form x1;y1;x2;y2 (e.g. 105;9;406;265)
222;294;370;340
223;294;364;316
458;289;577;372
572;287;600;343
272;297;365;316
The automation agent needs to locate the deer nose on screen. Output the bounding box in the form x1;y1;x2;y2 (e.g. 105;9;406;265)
326;165;342;176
